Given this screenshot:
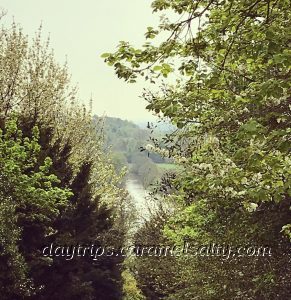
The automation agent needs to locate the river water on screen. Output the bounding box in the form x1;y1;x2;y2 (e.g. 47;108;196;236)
125;177;158;230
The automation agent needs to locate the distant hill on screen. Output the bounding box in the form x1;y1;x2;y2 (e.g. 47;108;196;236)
93;116;164;163
93;116;167;188
102;116;149;160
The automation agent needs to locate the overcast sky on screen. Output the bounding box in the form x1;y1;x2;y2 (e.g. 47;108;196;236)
1;0;160;122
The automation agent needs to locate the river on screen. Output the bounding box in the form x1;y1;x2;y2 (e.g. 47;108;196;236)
125;176;158;230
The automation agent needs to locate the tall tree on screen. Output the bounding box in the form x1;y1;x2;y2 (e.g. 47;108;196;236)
0;120;72;299
0;17;127;299
104;0;291;298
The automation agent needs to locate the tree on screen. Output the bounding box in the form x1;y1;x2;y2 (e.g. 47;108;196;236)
0;17;128;299
131;154;159;188
104;0;291;298
33;161;124;300
0;119;72;299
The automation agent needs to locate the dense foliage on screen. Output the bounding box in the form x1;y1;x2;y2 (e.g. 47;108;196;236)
0;19;127;299
100;116;166;188
104;0;291;299
0;120;72;298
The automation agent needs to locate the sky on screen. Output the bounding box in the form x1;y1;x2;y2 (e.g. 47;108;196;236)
0;0;160;122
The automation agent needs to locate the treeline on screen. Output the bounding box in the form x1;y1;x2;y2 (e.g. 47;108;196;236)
0;20;127;299
104;0;291;299
100;116;168;188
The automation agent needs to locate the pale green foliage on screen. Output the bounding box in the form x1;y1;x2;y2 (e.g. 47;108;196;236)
0;20;126;209
104;0;291;239
0;16;127;299
122;269;146;300
105;0;291;298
